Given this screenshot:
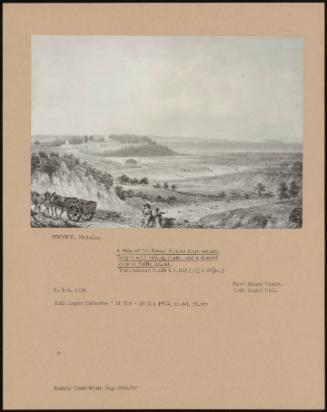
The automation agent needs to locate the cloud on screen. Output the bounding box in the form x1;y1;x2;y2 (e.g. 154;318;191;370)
32;36;303;141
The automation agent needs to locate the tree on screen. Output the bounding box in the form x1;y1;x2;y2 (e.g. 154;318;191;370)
40;155;60;183
100;172;114;190
38;151;48;159
62;153;78;170
163;182;169;190
140;177;149;185
289;181;300;198
114;185;126;200
126;189;135;198
118;175;130;184
171;184;177;191
31;153;41;174
277;181;289;199
125;158;137;166
255;183;266;197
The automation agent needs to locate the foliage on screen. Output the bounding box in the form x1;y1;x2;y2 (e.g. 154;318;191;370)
167;196;177;205
289;180;300;198
139;177;149;185
102;143;175;157
247;214;271;228
31;151;113;188
289;207;302;227
255;182;266;197
229;190;243;200
162;217;176;228
125;158;138;165
217;191;226;200
117;175;149;185
114;185;126;200
277;181;289;199
32;152;60;182
62;153;80;171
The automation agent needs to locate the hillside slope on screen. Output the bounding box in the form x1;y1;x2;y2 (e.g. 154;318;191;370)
31;153;135;212
102;143;177;157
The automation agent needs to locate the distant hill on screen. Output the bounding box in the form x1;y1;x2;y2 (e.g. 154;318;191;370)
109;134;153;144
102;143;177;157
151;136;302;154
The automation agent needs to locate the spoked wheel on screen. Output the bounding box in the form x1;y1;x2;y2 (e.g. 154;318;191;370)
83;212;94;221
67;204;81;222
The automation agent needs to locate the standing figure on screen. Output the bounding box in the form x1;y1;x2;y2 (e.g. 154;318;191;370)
154;207;165;228
141;203;153;227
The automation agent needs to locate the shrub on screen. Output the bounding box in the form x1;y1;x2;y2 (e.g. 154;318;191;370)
289;207;302;227
31;151;113;188
277;181;289;199
247;214;270;228
130;178;139;185
117;175;130;184
139;177;149;185
289;181;300;198
217;191;226;200
162;217;176;228
125;189;135;198
167;196;176;205
229;190;242;200
255;183;266;197
114;185;126;200
125;158;137;166
31;153;41;174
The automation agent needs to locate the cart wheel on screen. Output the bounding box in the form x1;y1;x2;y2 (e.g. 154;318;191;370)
84;212;94;221
67;205;81;222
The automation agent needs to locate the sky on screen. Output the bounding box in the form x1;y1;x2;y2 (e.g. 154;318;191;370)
32;36;303;142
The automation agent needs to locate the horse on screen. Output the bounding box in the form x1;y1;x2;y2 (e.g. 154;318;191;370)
48;193;66;218
31;191;52;215
49;193;79;219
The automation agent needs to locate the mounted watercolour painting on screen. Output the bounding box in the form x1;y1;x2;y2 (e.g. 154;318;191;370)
31;36;303;229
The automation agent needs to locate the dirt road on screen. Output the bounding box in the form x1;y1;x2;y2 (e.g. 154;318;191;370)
164;198;274;224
